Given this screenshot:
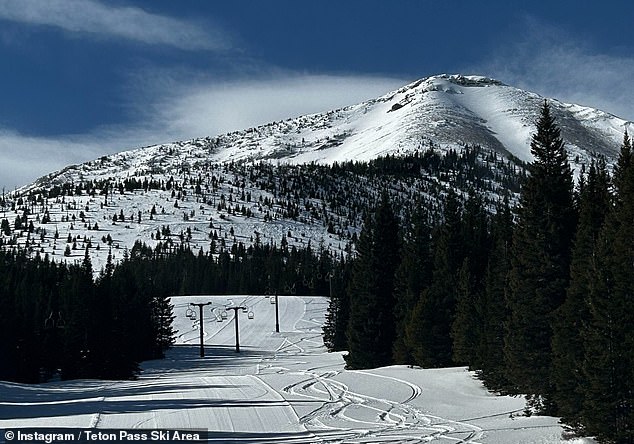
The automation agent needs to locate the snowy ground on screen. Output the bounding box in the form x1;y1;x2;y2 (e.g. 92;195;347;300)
1;295;571;443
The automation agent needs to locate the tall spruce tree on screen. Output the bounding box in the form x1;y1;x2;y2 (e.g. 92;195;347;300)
580;136;634;443
345;192;400;369
504;101;576;413
406;190;463;367
392;206;432;364
551;159;610;430
477;197;513;391
451;190;490;367
323;263;352;352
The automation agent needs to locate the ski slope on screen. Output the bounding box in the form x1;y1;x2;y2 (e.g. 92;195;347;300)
1;295;578;443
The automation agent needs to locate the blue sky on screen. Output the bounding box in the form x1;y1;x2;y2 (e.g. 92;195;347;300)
1;0;634;189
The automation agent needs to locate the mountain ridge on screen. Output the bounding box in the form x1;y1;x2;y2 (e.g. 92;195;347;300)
20;73;630;196
1;74;630;272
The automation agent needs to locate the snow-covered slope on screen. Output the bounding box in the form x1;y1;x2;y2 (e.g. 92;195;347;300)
199;74;630;166
3;74;631;272
0;295;571;443
23;74;630;192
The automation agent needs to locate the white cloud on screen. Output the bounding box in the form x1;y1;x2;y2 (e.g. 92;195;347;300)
0;0;231;51
147;74;408;139
0;74;407;190
475;17;634;121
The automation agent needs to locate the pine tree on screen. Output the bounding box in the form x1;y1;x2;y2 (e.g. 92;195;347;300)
551;159;610;430
392;206;432;364
580;137;634;443
451;190;490;367
504;101;576;413
477;197;513;391
345;192;400;369
323;264;351;352
407;190;463;367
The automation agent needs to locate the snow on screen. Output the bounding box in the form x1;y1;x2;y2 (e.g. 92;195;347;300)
0;295;571;443
4;73;630;272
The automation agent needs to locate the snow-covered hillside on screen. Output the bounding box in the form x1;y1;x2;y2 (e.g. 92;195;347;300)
0;295;574;443
23;74;631;189
2;74;631;271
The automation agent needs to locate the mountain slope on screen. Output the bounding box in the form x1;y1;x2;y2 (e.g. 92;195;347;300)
23;74;630;192
1;74;631;271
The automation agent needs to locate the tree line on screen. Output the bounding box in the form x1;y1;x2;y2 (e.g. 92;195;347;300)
0;238;340;383
324;102;633;443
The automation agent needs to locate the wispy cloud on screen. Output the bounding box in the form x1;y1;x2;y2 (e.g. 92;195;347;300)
144;74;408;139
475;17;634;121
0;0;231;51
0;73;406;189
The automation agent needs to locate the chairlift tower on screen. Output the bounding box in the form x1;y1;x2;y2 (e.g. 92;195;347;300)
188;302;212;357
225;306;253;353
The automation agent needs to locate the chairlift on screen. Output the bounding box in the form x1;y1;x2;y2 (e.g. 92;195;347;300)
302;278;309;286
56;312;66;329
247;311;254;320
186;308;194;318
221;311;228;320
189;312;197;321
44;313;54;329
269;296;276;304
241;306;248;313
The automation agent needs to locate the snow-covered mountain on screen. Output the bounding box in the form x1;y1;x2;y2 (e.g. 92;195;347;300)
24;74;630;191
2;74;631;271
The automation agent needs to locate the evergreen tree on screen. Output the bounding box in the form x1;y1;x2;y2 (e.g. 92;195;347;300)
504;101;576;413
613;131;632;198
345;192;400;369
407;190;463;367
323;263;352;352
451;190;490;367
580;138;634;443
477;197;513;391
392;206;432;363
551;160;610;430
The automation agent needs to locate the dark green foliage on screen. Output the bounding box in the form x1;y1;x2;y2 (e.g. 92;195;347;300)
504;101;576;413
476;198;513;391
578;137;634;443
551;160;611;429
0;237;337;383
345;193;400;369
392;206;433;364
323;262;352;352
407;190;463;367
451;190;490;367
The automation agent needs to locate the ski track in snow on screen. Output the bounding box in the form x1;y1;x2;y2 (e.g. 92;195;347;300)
0;295;564;443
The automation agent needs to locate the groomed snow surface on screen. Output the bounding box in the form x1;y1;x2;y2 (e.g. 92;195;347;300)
1;295;587;443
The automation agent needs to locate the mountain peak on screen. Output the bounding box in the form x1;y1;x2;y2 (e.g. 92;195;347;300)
5;73;632;272
427;73;505;87
399;74;506;94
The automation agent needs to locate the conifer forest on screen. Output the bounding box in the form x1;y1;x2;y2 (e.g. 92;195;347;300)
1;102;633;443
